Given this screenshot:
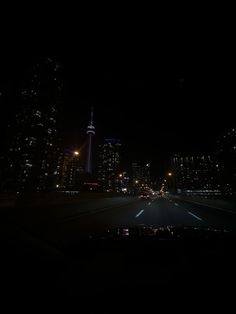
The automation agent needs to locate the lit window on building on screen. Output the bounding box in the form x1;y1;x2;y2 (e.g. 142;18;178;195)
35;110;42;118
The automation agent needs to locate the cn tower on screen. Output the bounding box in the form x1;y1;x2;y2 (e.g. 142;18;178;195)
85;106;95;174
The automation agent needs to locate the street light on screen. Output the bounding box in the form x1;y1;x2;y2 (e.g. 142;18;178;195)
74;151;79;156
135;180;139;184
167;172;176;194
119;174;123;178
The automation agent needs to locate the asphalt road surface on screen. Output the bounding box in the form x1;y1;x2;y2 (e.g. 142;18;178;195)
1;195;236;310
4;194;235;246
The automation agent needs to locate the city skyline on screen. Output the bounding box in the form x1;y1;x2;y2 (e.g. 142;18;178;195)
1;25;236;306
0;56;235;178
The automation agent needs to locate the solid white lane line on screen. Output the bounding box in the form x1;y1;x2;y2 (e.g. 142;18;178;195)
136;210;144;218
174;198;236;215
174;203;179;206
188;211;203;221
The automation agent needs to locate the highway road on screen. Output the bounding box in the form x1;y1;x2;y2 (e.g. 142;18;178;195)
6;194;235;246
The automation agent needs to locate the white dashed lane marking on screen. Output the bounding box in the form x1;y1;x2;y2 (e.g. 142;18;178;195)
135;210;144;218
188;211;203;221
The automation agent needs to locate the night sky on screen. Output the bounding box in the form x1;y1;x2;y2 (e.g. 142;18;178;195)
0;47;235;177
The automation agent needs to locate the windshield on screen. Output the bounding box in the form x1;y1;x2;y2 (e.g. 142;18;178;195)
0;55;235;243
1;50;236;308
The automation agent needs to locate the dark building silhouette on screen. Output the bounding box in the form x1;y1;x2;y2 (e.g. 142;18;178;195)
3;58;63;192
215;128;236;196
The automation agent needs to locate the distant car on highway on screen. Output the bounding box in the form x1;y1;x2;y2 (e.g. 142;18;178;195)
139;193;150;200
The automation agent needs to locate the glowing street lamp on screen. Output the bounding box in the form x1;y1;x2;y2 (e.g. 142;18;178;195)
168;172;173;177
74;151;79;156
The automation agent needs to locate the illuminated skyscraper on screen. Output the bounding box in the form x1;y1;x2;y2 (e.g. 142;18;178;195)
132;162;151;187
4;57;63;191
57;149;84;191
85;107;95;174
98;139;121;191
171;154;218;195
